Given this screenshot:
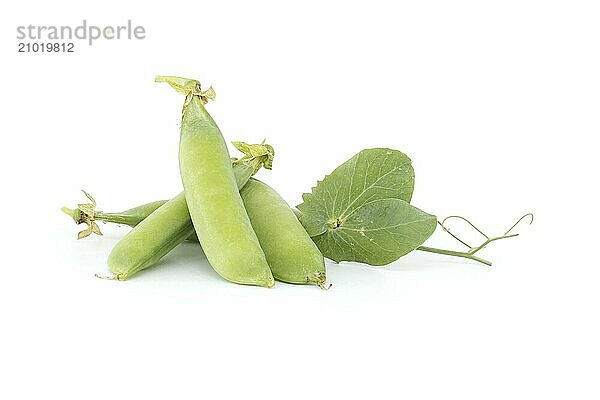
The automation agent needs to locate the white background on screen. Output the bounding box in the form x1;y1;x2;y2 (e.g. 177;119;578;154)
1;1;598;399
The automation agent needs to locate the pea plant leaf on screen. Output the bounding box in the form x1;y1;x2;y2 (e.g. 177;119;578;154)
296;148;437;265
297;148;416;237
310;198;436;265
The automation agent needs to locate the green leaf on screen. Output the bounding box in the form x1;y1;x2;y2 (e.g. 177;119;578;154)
296;148;437;265
310;198;436;265
297;148;415;237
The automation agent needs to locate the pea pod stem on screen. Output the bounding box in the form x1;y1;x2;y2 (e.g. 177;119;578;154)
94;210;159;226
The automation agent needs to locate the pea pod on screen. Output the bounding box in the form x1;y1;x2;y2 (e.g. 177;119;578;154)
240;178;327;287
158;75;274;287
107;192;193;279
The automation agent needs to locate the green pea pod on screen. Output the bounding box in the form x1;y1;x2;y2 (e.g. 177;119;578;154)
158;75;274;287
240;178;327;287
106;192;193;279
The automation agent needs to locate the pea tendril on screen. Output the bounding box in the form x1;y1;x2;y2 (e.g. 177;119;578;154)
416;213;534;266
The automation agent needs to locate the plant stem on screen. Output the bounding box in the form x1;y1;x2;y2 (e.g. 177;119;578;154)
416;246;493;266
94;211;137;226
61;206;81;224
61;206;76;218
468;234;518;255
